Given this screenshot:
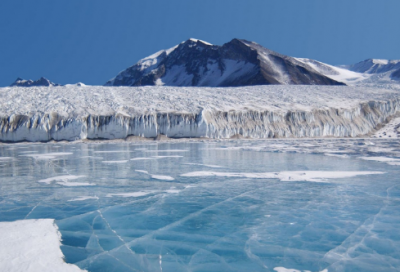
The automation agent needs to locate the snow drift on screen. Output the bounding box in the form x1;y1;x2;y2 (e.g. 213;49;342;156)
1;85;400;142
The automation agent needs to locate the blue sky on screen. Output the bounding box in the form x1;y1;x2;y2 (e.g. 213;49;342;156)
1;0;399;86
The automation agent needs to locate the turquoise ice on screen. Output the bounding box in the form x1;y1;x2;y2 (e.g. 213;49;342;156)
0;139;400;271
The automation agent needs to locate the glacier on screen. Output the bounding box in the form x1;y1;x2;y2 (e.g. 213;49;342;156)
1;85;400;142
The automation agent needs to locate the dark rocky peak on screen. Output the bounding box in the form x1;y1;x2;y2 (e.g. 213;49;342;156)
10;77;61;87
105;38;345;87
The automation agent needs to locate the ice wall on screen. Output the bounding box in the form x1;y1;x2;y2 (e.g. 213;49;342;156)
1;99;399;142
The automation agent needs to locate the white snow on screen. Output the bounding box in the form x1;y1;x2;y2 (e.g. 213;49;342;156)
0;219;85;272
359;156;400;166
144;149;188;152
274;268;328;272
181;171;384;182
184;163;222;168
106;191;153;198
151;174;175;181
158;65;194;86
137;44;178;72
359;156;400;162
131;157;154;161
165;188;180;194
187;38;213;45
152;156;184;158
101;160;129;164
135;169;174;180
68;196;99;201
38;175;86;184
373;116;400;138
260;52;290;84
135;170;149;174
106;44;178;86
296;58;371;85
1;85;400;141
22;152;73;160
56;181;95;187
196;59;256;86
273;268;301;272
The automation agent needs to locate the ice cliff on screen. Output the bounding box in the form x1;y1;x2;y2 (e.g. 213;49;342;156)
1;85;400;142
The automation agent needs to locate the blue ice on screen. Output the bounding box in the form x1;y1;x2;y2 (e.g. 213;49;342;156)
1;140;400;271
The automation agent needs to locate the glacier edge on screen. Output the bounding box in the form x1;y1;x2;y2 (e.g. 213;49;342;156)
1;99;399;142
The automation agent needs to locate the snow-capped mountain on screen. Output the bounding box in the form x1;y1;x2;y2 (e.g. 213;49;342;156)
345;59;400;82
347;59;400;74
295;58;371;85
10;77;61;87
105;38;345;87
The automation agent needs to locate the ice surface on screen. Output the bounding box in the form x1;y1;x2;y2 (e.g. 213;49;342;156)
1;140;400;271
1;84;400;141
0;219;84;272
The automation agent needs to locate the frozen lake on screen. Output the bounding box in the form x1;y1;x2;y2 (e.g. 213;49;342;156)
1;139;400;272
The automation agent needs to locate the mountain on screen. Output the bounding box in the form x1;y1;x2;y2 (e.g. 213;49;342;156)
105;38;345;87
295;58;371;85
392;69;400;80
346;59;400;81
10;77;61;87
347;59;400;74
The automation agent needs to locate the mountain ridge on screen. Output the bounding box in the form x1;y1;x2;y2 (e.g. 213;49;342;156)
105;38;345;87
10;77;61;87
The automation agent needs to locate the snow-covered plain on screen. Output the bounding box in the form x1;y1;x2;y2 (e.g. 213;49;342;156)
1;84;400;142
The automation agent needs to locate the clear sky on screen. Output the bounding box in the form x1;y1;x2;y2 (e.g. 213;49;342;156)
1;0;399;86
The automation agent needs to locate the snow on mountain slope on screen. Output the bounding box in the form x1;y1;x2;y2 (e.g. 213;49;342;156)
348;59;400;74
295;58;371;85
344;59;400;82
1;85;400;142
105;38;344;87
106;44;179;86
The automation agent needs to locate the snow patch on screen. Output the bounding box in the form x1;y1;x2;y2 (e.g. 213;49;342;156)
101;160;129;164
38;175;86;184
181;171;384;182
0;219;85;272
106;191;153;198
68;196;99;202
